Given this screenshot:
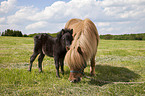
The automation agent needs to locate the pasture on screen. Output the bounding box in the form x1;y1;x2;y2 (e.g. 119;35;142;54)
0;36;145;96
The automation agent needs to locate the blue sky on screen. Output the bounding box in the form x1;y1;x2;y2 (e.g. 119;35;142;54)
17;0;70;9
0;0;145;35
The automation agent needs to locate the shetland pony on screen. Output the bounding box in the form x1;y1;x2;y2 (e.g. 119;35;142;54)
28;29;73;77
65;18;99;82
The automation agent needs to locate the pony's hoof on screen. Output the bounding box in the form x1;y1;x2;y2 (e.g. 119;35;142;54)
56;76;61;78
61;72;64;75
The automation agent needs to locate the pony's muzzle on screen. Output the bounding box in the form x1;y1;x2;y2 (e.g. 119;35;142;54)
69;77;81;83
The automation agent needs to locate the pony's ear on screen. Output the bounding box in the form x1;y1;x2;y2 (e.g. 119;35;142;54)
57;29;65;41
38;34;43;39
70;29;73;35
61;29;65;35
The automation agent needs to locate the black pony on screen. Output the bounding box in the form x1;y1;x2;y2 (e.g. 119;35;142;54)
28;29;73;77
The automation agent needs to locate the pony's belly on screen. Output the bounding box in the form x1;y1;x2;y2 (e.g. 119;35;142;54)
44;51;54;57
42;47;54;57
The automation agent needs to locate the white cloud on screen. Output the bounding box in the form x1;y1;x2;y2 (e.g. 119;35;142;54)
0;17;5;24
29;0;103;22
97;22;110;27
30;1;66;22
7;6;38;25
25;21;65;33
26;21;48;30
0;0;145;34
102;0;145;19
0;0;16;14
102;0;145;7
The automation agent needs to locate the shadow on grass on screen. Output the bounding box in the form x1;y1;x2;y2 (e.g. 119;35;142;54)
24;64;140;86
84;65;140;86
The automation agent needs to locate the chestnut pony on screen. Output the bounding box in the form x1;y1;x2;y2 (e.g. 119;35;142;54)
65;18;99;82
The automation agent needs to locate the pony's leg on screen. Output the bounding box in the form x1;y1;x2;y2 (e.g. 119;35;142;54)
59;58;64;75
38;53;45;72
54;57;60;78
90;56;96;76
29;52;39;72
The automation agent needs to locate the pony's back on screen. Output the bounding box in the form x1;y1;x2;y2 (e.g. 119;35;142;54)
65;18;99;70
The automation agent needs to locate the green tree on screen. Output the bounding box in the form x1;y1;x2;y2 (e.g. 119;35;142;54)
1;29;23;37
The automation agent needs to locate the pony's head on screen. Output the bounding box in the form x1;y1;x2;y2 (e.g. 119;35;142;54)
66;46;87;83
57;28;73;51
69;67;85;83
69;71;84;83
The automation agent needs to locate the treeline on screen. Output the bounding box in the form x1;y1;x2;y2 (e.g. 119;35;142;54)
1;29;145;40
27;33;58;37
100;33;145;40
1;29;23;37
1;29;58;37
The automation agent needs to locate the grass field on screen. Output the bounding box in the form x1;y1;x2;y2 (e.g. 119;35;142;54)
0;36;145;96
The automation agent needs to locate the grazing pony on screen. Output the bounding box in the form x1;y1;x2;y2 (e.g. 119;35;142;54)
28;29;73;77
65;18;99;82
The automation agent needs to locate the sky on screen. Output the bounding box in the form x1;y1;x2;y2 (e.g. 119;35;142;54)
0;0;145;35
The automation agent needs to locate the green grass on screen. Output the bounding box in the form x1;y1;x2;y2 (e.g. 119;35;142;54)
0;36;145;96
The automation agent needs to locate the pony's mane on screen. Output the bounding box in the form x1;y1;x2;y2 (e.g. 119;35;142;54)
65;18;99;70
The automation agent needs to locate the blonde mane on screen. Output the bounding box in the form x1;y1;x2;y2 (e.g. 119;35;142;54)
65;18;99;70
